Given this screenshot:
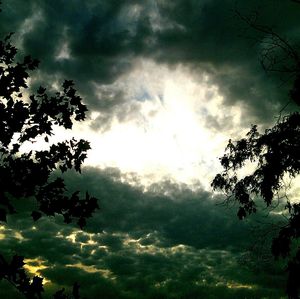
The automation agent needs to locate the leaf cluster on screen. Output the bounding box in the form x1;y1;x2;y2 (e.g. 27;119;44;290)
212;111;300;221
0;254;43;299
0;32;99;298
0;34;99;228
0;254;82;299
212;111;300;258
212;74;300;298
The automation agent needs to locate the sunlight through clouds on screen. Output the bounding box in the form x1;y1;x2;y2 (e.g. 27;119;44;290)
21;60;247;190
75;60;245;189
16;51;251;189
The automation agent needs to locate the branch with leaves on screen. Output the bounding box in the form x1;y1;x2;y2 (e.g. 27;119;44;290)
212;70;300;299
0;254;82;299
0;33;99;227
0;33;98;298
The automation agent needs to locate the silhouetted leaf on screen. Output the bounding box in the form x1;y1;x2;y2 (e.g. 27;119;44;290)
11;255;25;269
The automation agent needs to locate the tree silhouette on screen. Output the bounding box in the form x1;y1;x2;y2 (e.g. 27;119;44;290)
212;7;300;298
0;26;98;299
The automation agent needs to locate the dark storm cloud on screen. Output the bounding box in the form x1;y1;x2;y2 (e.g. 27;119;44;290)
153;0;300;122
1;0;140;119
1;0;299;130
0;167;287;298
60;167;252;250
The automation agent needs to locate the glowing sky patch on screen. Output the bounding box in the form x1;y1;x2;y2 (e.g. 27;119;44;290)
20;60;247;189
68;61;245;188
24;258;51;284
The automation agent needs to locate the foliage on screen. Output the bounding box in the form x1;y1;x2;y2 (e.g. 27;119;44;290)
0;32;98;298
0;254;81;299
212;69;300;299
0;34;99;227
212;3;300;297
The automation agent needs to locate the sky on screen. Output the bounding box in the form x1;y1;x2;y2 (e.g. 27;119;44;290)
1;0;300;298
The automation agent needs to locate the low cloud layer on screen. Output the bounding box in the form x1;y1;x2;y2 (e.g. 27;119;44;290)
1;168;287;298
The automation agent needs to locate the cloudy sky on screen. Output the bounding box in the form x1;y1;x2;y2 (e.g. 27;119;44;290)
1;0;300;298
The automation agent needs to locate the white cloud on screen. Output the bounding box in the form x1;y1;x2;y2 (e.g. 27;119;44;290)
23;59;250;189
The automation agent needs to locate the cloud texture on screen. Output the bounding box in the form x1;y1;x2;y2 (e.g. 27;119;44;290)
0;1;298;298
1;0;299;129
0;168;287;298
